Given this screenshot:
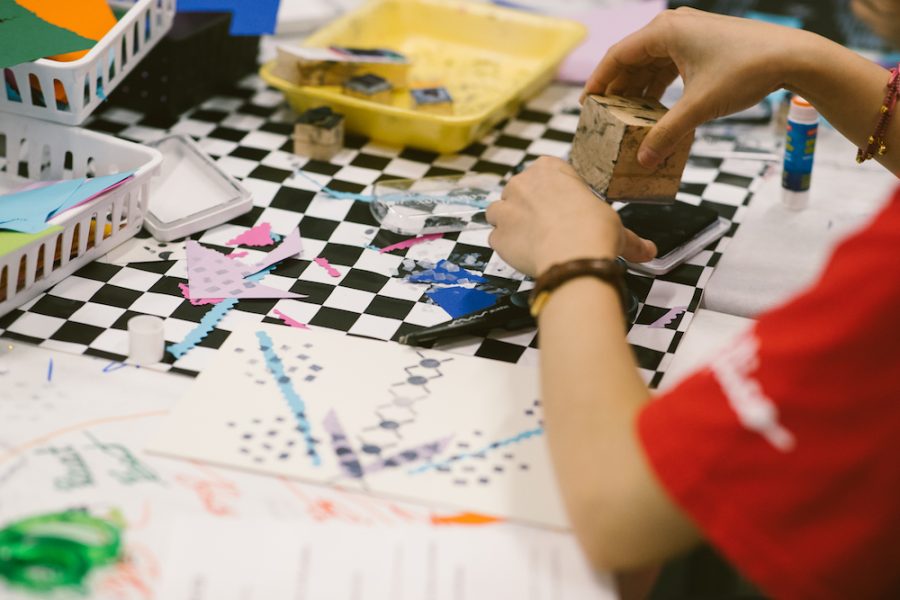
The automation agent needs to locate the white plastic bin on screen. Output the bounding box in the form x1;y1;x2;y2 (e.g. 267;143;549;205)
0;113;162;318
1;0;176;126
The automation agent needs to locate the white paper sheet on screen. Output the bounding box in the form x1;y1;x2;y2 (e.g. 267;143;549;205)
157;516;615;600
0;329;617;599
149;324;569;528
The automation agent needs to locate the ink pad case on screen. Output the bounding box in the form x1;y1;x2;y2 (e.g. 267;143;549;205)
144;135;252;241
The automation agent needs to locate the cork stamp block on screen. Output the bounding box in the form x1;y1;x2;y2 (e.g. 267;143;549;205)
569;95;693;203
293;106;345;161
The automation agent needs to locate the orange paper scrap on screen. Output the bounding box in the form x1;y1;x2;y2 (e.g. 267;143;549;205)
17;0;117;62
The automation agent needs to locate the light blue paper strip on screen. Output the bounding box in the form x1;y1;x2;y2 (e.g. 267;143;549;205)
256;330;321;467
408;426;543;474
0;171;134;233
166;266;273;360
166;298;238;360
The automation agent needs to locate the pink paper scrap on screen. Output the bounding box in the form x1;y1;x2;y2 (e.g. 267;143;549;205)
226;222;275;247
649;306;688;329
313;257;341;278
272;308;310;330
379;233;443;254
227;251;249;259
241;228;303;277
178;282;224;306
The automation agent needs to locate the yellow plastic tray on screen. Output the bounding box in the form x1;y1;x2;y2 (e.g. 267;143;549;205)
260;0;585;153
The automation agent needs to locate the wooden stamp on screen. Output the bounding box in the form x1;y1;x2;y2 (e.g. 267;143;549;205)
293;106;344;161
410;87;453;115
273;46;410;88
343;74;393;104
569;95;693;203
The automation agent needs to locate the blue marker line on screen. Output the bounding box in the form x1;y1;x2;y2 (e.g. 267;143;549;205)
102;361;127;373
46;358;53;382
409;426;543;474
256;331;321;466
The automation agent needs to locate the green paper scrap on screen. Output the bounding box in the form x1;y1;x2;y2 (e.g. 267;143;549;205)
0;0;97;69
0;225;63;259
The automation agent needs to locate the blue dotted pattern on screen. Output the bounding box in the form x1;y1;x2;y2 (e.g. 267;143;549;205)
255;330;320;466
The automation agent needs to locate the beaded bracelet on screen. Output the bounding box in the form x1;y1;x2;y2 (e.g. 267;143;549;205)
857;65;900;163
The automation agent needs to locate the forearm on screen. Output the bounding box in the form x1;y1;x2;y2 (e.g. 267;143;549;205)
538;277;699;569
788;33;898;173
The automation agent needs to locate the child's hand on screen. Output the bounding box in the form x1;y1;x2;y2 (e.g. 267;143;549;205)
486;157;656;278
582;8;816;168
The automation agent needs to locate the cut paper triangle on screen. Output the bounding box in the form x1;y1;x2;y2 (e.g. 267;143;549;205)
48;171;134;219
0;0;96;68
0;179;84;233
16;0;118;62
0;171;135;233
186;240;301;300
241;227;302;277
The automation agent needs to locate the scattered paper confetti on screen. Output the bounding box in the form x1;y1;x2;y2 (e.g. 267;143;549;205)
313;257;341;278
272;308;310;330
408;259;487;285
227;251;249;260
649;306;688;329
426;286;498;319
104;238;187;264
379;233;444;254
226;222;275;247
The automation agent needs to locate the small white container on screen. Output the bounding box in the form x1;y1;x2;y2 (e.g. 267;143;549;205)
144;135;253;241
0;113;162;318
128;315;165;364
0;0;176;126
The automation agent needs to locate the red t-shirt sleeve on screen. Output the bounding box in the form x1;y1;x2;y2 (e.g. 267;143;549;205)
638;189;900;600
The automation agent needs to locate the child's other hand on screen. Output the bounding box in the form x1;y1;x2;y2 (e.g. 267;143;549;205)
582;8;812;169
485;157;656;278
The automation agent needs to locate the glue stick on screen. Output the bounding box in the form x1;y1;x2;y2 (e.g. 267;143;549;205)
782;96;819;210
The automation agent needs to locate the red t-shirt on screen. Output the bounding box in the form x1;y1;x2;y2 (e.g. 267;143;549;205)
639;187;900;599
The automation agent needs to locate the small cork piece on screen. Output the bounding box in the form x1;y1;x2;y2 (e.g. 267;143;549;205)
569;95;693;203
293;106;345;161
410;87;453;115
343;74;393;104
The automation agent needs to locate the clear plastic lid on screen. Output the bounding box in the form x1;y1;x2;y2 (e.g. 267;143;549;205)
370;173;503;236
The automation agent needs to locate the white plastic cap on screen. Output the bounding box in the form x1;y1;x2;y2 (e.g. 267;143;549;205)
788;96;818;124
128;315;165;365
782;188;809;211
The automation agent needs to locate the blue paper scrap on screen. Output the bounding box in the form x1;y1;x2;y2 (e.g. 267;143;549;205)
426;286;498;319
0;171;134;233
177;0;281;35
408;259;488;285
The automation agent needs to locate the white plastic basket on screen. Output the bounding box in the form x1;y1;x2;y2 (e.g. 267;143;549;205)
0;113;162;318
1;0;176;126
